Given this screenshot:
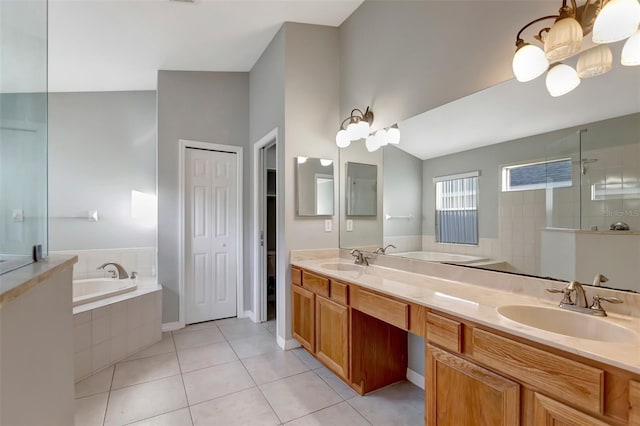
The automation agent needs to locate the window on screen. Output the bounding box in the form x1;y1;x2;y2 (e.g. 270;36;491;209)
502;158;572;192
435;171;479;245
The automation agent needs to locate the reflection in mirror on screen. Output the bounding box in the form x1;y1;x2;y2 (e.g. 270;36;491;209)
349;58;639;292
346;162;377;216
295;157;334;216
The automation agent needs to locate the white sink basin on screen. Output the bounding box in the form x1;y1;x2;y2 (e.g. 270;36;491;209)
319;263;363;272
497;305;638;343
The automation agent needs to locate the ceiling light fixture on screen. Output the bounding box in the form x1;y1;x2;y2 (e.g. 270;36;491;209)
336;106;400;152
513;0;640;96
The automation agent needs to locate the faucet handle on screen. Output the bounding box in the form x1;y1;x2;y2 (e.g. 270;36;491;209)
546;287;573;305
590;295;624;316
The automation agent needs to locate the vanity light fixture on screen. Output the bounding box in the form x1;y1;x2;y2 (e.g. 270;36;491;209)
336;106;400;152
320;159;333;166
512;0;640;96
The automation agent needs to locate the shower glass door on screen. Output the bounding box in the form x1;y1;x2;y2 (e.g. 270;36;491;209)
0;0;48;274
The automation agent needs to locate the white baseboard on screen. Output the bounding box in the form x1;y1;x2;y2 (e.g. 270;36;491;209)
277;335;301;350
406;368;425;390
242;310;257;323
162;321;182;332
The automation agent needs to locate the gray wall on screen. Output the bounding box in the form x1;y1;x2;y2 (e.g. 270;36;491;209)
383;145;422;238
157;71;249;323
339;1;556;127
48;91;156;250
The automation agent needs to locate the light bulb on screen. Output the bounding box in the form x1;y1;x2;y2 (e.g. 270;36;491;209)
544;16;583;61
512;43;549;82
346;122;359;140
577;45;613;78
320;159;333;167
297;156;307;164
356;120;370;139
546;64;581;97
622;29;640;65
365;135;380;152
375;129;389;147
593;0;640;43
336;129;350;148
388;126;400;144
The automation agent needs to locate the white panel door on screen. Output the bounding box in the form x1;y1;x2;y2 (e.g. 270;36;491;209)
185;148;238;324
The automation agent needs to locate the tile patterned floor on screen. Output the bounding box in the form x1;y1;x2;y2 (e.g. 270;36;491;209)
74;318;424;426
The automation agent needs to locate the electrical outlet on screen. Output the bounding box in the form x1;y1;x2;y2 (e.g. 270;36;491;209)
324;220;332;232
346;219;353;232
12;209;24;222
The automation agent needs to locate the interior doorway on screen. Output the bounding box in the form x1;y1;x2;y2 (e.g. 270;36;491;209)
264;144;277;321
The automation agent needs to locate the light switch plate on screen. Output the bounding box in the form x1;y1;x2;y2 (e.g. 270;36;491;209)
324;220;332;232
12;209;24;222
346;219;353;232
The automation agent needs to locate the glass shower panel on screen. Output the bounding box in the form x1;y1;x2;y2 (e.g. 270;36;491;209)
580;119;640;232
0;0;48;274
544;131;581;230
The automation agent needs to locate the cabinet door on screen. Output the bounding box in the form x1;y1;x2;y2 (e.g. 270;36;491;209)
315;296;349;380
426;344;520;426
292;284;315;352
532;392;610;426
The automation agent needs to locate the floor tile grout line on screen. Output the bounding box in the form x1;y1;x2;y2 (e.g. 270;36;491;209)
120;406;190;426
187;383;260;409
101;365;117;426
171;331;196;426
255;381;286;424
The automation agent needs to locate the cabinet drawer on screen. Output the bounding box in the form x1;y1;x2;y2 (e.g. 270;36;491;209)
292;267;302;286
472;328;604;414
426;312;462;353
330;280;348;305
302;271;329;298
351;287;408;330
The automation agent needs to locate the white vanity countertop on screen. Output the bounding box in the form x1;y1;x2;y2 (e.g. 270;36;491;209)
291;257;640;375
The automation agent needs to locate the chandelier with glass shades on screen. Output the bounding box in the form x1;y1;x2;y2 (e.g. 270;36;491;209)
512;0;640;97
335;106;400;152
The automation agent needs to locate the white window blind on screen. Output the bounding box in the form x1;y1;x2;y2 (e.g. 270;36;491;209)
435;174;479;245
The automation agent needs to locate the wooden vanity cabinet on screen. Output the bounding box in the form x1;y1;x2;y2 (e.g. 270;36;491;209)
315;295;349;379
292;283;315;353
426;344;520;426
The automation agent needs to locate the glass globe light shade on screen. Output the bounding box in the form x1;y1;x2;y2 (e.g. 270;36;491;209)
346;121;359;140
577;45;613;77
544;17;583;61
336;129;350;148
512;43;549;82
356;120;370;140
387;126;400;144
365;135;380;152
592;0;640;44
622;29;640;65
546;64;581;97
320;159;333;167
376;129;389;147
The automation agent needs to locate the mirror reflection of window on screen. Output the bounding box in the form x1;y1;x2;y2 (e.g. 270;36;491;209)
435;171;479;245
315;175;333;215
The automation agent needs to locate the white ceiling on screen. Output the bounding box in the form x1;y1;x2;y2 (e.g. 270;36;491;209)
48;0;363;92
398;42;640;161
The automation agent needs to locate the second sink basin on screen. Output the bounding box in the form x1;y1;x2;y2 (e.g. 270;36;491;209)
319;263;363;272
497;305;638;343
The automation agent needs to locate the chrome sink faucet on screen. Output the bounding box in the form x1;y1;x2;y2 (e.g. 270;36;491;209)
547;280;623;316
350;249;371;266
97;262;129;279
374;244;396;254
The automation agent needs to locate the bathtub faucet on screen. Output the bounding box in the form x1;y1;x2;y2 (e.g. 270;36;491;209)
97;263;129;280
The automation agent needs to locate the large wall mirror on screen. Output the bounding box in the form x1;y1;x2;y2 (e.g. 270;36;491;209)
296;157;335;216
339;46;640;293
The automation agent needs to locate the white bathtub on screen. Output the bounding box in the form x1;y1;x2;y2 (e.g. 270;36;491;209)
391;251;488;264
72;277;137;307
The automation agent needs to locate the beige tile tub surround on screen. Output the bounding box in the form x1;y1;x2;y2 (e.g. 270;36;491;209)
290;249;640;374
51;247;157;280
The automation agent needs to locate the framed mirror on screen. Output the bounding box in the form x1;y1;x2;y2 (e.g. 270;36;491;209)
346;162;377;216
295;157;334;216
